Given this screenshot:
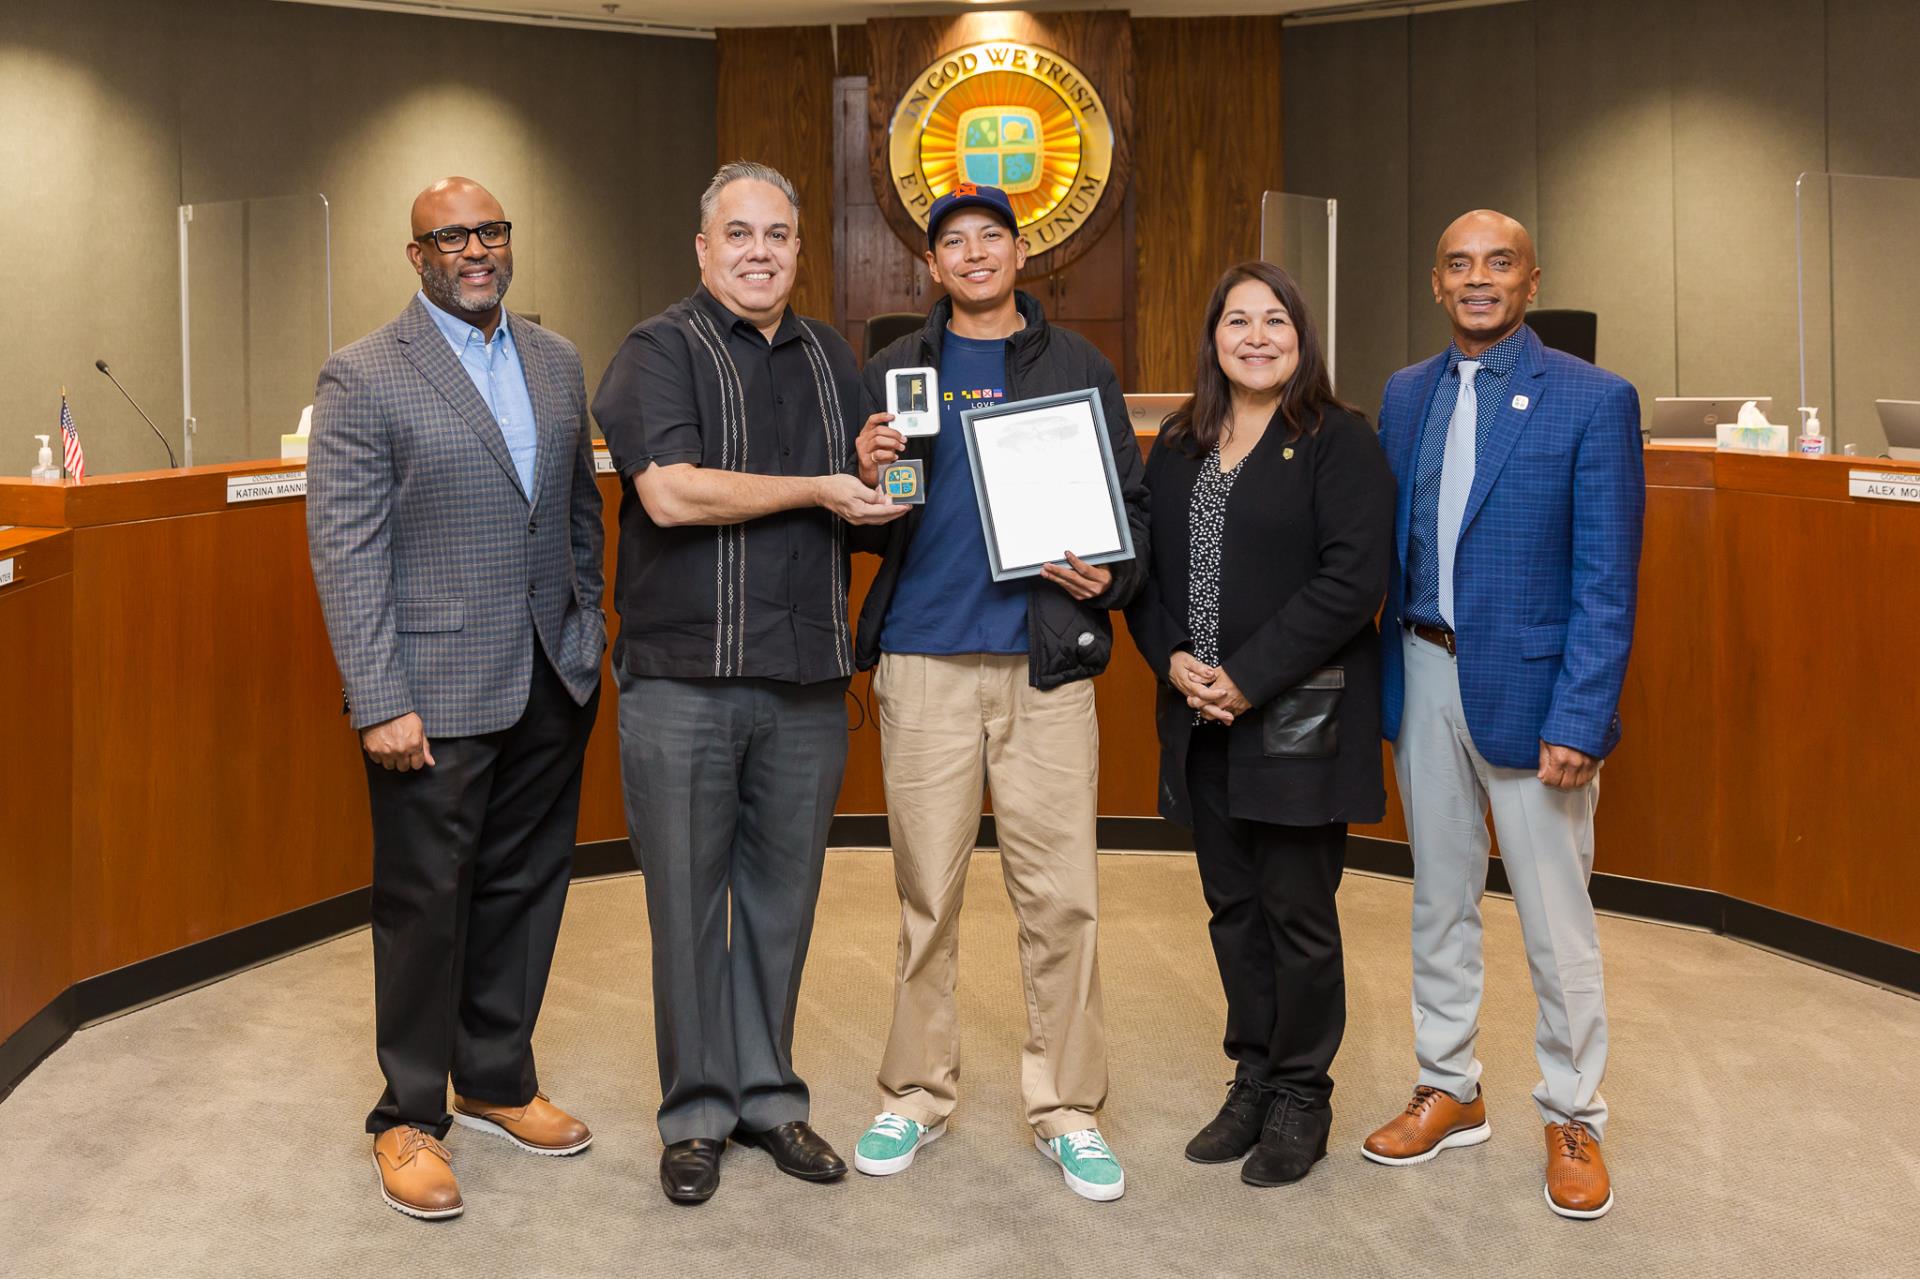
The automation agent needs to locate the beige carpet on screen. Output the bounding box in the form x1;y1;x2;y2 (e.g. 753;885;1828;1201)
2;850;1916;1279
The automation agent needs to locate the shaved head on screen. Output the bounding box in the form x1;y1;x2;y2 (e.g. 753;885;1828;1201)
1435;209;1536;270
406;176;513;336
1431;208;1540;355
410;176;501;237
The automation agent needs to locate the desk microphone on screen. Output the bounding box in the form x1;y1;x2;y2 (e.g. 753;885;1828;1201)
94;359;177;469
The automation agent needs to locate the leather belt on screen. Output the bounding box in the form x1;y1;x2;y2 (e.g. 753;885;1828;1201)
1407;621;1457;655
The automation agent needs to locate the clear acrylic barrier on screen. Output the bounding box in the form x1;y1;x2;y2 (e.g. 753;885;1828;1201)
1795;172;1920;457
1259;191;1338;380
179;194;332;466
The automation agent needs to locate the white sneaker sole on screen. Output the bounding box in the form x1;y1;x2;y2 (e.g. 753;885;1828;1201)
451;1110;593;1157
854;1121;945;1176
1546;1183;1614;1219
1360;1120;1491;1167
372;1154;463;1220
1034;1134;1125;1202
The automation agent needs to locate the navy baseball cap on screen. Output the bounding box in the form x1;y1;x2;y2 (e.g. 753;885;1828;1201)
926;183;1018;246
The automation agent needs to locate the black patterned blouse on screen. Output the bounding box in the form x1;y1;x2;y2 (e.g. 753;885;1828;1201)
1187;442;1249;723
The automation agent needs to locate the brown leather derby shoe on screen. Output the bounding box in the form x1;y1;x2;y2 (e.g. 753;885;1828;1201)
373;1126;462;1221
452;1091;593;1156
1544;1121;1613;1219
1361;1084;1491;1166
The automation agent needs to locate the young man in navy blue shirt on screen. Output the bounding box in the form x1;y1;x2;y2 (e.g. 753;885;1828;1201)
849;185;1148;1202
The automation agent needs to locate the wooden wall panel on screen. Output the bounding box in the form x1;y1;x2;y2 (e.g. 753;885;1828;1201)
1712;485;1920;950
715;26;838;323
0;533;74;1040
1131;16;1286;391
1592;475;1716;887
575;474;627;845
67;504;371;978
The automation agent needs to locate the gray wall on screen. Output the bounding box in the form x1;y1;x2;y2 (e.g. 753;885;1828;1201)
1284;0;1920;452
0;0;715;474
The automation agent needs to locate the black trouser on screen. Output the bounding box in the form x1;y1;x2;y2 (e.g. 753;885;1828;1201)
362;648;599;1138
1186;728;1347;1104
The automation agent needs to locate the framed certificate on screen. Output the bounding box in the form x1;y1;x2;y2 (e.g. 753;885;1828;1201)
960;388;1136;582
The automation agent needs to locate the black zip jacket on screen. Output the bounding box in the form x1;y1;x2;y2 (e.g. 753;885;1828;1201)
855;291;1150;689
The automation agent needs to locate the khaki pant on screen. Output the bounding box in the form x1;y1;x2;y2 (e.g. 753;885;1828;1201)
872;652;1108;1139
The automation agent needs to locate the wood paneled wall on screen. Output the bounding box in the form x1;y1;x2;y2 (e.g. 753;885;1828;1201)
0;531;74;1042
715;26;839;323
1131;16;1287;390
720;13;1283;391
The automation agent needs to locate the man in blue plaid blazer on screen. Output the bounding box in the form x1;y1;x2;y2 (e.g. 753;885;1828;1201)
1360;211;1643;1221
308;178;606;1221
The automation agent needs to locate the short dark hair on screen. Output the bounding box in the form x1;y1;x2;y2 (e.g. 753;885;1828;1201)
1160;260;1360;457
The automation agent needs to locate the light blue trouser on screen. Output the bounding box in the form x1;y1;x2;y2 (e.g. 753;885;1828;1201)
1393;630;1609;1138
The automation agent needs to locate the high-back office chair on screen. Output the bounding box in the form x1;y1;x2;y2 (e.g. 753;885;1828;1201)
1527;309;1597;364
864;311;924;362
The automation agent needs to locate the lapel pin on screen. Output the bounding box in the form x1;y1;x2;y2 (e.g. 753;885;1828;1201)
1512;394;1531;411
1283;447;1294;460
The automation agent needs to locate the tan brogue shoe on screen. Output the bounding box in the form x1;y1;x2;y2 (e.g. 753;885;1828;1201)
452;1091;593;1156
1544;1121;1613;1219
373;1127;462;1221
1361;1084;1491;1166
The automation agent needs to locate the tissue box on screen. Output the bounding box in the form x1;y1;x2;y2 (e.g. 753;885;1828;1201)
280;434;309;461
1716;423;1787;453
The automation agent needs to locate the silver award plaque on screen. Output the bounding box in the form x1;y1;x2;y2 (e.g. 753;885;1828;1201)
887;365;941;437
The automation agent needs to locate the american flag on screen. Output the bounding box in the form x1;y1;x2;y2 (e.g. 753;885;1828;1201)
59;392;85;481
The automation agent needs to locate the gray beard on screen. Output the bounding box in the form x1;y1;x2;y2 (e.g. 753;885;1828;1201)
421;257;511;315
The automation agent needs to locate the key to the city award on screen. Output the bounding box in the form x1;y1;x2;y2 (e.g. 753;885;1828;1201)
882;458;926;505
887;366;941;437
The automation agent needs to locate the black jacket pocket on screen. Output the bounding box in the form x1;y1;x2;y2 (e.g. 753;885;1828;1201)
1261;666;1344;759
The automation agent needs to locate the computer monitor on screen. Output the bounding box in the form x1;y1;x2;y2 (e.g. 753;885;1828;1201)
1648;397;1773;445
1875;400;1920;461
1124;393;1189;434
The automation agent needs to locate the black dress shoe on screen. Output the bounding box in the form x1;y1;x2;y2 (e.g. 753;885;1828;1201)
660;1138;724;1204
732;1120;848;1182
1241;1093;1331;1188
1185;1079;1278;1164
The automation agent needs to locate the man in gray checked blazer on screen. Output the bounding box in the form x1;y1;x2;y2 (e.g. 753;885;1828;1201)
307;177;606;1222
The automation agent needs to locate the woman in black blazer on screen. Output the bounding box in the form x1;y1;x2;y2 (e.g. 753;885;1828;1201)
1127;261;1394;1188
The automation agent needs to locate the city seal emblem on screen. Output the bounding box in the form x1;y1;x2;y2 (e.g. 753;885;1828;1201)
887;40;1116;257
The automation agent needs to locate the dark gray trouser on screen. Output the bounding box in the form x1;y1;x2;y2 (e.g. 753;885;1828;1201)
615;671;850;1144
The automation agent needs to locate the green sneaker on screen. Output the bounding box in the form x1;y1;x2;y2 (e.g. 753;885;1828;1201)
854;1112;943;1176
1036;1127;1125;1201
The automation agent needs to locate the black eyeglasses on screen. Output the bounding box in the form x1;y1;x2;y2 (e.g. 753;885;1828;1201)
416;221;512;253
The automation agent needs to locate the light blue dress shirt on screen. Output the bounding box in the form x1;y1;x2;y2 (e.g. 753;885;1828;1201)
418;291;539;496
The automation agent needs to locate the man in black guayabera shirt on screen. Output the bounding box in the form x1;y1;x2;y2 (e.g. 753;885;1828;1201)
592;161;904;1206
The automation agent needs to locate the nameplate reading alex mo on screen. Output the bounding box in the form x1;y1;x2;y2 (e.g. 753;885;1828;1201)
887;40;1115;257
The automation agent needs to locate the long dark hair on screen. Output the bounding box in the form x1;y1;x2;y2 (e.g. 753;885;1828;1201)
1160;260;1359;457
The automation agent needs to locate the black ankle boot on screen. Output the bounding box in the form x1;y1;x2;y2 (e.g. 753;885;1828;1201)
1185;1079;1277;1164
1240;1093;1331;1187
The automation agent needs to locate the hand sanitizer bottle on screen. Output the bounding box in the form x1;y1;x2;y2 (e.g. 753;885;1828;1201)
1796;407;1827;456
31;434;61;482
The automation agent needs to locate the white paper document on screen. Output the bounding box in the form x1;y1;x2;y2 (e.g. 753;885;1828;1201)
968;397;1125;576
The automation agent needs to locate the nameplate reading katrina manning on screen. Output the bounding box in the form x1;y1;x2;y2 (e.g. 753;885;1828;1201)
1848;470;1920;504
226;472;308;504
0;557;13;589
594;451;615;474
